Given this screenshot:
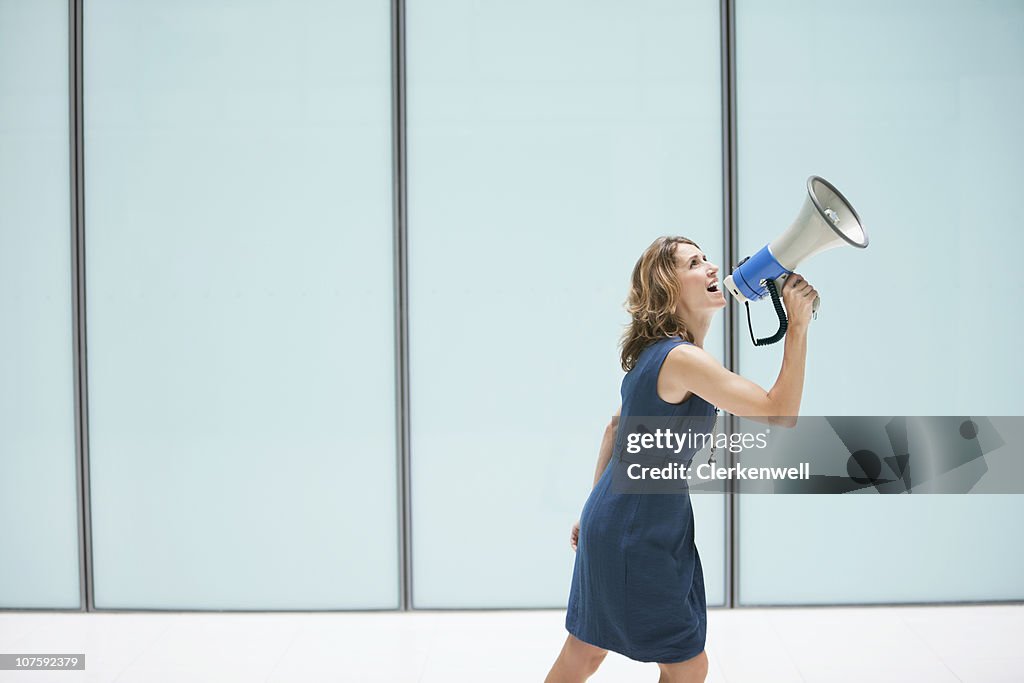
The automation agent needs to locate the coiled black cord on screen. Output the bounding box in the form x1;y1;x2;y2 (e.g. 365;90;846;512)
746;278;788;346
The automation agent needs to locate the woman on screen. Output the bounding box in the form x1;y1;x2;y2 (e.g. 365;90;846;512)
544;236;816;683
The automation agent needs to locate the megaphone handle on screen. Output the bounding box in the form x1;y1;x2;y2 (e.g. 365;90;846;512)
746;279;788;346
774;272;823;315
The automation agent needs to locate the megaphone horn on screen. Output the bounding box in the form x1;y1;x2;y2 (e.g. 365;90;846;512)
723;176;868;346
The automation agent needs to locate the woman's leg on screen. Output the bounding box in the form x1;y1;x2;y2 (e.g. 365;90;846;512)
544;634;608;683
656;650;708;683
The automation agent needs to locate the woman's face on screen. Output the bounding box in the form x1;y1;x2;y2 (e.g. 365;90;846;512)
673;243;726;315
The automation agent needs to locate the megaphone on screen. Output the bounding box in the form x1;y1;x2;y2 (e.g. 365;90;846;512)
723;176;868;346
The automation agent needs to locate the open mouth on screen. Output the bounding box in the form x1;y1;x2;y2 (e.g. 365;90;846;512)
707;282;719;293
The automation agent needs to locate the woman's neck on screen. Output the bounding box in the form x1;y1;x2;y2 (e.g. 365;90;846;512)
682;311;714;349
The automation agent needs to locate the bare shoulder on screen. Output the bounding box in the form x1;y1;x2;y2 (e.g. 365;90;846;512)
664;342;716;368
657;343;722;403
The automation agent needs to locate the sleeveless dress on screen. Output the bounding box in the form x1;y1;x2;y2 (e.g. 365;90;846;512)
564;335;718;663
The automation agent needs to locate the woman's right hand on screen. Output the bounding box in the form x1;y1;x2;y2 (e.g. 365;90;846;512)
570;519;580;551
781;272;817;329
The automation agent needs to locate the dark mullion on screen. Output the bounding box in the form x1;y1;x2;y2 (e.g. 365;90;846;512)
69;0;93;612
391;0;412;611
719;0;739;610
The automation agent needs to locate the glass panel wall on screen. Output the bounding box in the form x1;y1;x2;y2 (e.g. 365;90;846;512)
84;0;397;609
6;0;1021;612
0;0;79;609
735;0;1024;604
406;0;725;607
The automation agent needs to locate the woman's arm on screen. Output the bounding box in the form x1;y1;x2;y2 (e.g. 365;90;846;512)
661;327;806;425
660;275;816;425
592;405;621;487
572;405;622;551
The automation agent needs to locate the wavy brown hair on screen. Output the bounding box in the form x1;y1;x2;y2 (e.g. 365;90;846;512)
619;236;700;372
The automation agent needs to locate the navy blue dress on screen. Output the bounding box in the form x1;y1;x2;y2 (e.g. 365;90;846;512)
565;336;718;663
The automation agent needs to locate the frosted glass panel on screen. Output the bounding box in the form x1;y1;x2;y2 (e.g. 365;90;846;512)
736;0;1024;604
85;0;397;609
0;0;79;609
407;0;725;607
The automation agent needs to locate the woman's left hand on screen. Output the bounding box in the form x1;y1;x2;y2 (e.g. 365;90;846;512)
570;520;580;551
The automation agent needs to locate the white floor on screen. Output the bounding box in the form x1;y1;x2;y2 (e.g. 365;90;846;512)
1;605;1022;682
